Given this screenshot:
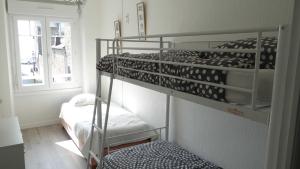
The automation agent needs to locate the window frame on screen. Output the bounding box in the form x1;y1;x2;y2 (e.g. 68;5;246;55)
46;17;79;89
11;15;81;93
13;15;49;91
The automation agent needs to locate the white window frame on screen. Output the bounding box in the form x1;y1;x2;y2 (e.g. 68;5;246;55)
13;15;49;91
46;17;80;90
11;15;81;93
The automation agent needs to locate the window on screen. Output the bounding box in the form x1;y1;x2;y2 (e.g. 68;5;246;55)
13;16;80;92
17;19;45;86
49;21;72;84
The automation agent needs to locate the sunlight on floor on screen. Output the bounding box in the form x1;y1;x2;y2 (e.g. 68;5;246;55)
55;140;84;157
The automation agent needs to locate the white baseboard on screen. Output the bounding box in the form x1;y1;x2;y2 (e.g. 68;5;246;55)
20;119;60;129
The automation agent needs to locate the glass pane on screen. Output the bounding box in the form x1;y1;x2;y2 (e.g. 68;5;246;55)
17;20;44;86
30;20;42;36
17;20;30;36
49;21;72;84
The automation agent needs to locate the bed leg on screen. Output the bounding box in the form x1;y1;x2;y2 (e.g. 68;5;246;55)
90;158;97;169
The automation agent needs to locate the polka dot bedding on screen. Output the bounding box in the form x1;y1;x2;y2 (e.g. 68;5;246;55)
103;140;222;169
97;37;277;102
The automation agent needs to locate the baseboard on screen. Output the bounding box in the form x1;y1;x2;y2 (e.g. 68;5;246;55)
20;119;60;129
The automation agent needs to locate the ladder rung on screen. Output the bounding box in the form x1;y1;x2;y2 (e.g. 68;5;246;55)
93;123;102;133
89;151;100;164
96;96;108;104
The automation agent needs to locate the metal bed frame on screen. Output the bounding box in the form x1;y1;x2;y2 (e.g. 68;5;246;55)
86;26;285;169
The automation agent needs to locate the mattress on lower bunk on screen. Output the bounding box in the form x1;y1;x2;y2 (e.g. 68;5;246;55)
97;37;276;105
59;101;158;158
104;140;222;169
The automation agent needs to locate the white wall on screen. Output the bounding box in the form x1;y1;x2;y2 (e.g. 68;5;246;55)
80;0;123;93
14;89;81;129
0;0;14;117
81;0;294;169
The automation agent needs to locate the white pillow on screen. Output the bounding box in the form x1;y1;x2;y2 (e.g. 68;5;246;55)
69;93;95;107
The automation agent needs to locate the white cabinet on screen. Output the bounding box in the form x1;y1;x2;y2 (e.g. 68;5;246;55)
0;117;25;169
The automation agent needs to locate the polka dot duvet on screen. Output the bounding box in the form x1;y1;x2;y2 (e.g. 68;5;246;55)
103;140;222;169
97;37;277;104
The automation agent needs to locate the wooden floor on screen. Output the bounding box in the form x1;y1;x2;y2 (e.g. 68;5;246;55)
22;125;86;169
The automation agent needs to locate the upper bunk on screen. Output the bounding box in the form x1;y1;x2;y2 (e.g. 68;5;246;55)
95;26;284;125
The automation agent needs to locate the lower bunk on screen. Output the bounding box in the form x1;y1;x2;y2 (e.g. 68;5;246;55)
59;94;158;168
103;140;222;169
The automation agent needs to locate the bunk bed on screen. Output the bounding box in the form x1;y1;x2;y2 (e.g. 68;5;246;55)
86;26;284;169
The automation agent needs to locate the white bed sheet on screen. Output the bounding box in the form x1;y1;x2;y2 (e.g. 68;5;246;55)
59;102;157;158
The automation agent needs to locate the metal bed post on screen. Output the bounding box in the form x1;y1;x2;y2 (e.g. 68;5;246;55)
86;39;102;169
116;39;119;75
264;25;285;169
98;76;113;169
98;40;116;169
112;40;116;74
159;37;163;86
106;40;109;56
165;94;170;141
97;39;103;150
251;32;262;110
159;36;171;141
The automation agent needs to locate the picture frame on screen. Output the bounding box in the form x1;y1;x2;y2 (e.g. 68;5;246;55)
136;2;146;40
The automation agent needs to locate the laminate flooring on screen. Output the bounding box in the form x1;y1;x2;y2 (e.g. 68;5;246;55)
22;125;86;169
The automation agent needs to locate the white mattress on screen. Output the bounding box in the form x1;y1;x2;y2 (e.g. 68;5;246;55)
226;69;274;105
59;102;157;158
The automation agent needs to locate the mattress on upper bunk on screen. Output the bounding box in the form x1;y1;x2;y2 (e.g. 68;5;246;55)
103;140;222;169
97;37;276;105
59;94;158;158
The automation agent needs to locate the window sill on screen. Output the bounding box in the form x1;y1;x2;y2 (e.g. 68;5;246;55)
14;87;82;97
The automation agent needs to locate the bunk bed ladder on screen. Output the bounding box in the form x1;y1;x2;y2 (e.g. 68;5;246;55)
86;72;114;169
